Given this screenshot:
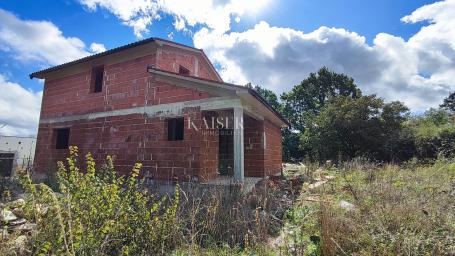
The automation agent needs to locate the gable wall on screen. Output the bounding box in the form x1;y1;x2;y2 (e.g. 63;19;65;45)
35;48;218;177
156;46;221;82
41;53;215;120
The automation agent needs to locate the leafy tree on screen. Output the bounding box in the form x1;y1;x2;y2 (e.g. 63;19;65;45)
381;102;415;161
408;108;455;159
302;95;412;162
245;83;281;111
281;129;304;162
281;67;361;133
423;108;451;125
440;91;455;112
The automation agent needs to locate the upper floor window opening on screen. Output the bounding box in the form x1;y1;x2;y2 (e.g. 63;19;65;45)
178;65;190;76
91;66;104;93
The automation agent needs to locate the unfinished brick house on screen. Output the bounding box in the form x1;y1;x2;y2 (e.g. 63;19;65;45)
30;38;289;182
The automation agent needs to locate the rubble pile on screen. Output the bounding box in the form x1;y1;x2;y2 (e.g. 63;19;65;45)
0;198;40;255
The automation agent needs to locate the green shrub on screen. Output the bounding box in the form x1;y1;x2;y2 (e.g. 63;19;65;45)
439;127;455;157
414;126;455;160
19;146;179;256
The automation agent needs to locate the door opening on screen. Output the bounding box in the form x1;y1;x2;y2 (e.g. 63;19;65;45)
218;128;233;176
0;153;15;177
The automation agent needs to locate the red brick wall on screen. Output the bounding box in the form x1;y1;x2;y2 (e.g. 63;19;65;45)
34;43;282;181
156;46;221;82
41;53;214;119
198;111;219;181
264;120;282;176
34;107;219;181
41;55;154;119
244;115;265;177
35;47;219;179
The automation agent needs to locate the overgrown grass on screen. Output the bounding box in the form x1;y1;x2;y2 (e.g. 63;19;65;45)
286;158;455;255
3;151;454;255
1;148;299;255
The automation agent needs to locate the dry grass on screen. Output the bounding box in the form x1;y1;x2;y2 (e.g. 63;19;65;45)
170;175;303;254
296;158;455;256
4;158;453;255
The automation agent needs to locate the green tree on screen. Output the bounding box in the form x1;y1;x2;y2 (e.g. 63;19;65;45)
279;67;362;161
408;108;455;159
302;95;412;162
381;102;415;161
245;83;281;111
440;91;455;112
281;67;361;133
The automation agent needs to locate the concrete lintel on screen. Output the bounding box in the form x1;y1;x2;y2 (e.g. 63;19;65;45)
40;96;242;124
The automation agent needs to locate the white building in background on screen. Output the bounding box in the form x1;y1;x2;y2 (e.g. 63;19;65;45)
0;135;36;177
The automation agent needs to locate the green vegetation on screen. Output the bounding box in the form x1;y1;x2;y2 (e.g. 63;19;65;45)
283;159;455;255
302;95;411;162
1;147;301;255
250;67;455;164
440;91;455;112
409;108;455;159
3;157;454;255
18;146;179;255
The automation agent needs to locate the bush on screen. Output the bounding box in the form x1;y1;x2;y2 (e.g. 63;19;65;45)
411;110;455;160
19;146;179;256
438;128;455;157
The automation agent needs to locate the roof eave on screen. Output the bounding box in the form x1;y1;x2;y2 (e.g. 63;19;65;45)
29;37;158;79
30;37;224;82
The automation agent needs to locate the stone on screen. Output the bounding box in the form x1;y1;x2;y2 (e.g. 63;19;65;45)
13;223;37;232
308;180;328;189
12;208;25;218
0;209;18;223
9;218;27;226
339;200;355;211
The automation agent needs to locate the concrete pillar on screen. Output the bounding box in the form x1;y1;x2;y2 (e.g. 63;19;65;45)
233;107;244;181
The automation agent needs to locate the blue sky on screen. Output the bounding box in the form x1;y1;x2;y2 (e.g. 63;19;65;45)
0;0;437;91
0;0;454;136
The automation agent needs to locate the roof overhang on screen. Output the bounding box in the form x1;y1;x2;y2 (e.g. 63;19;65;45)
30;39;158;80
29;37;223;82
147;66;290;128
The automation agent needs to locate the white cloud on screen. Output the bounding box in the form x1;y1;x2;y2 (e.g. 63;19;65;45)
78;0;269;37
82;0;453;111
0;9;105;65
80;0;159;37
194;0;455;111
0;10;107;137
89;42;107;53
0;75;42;137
